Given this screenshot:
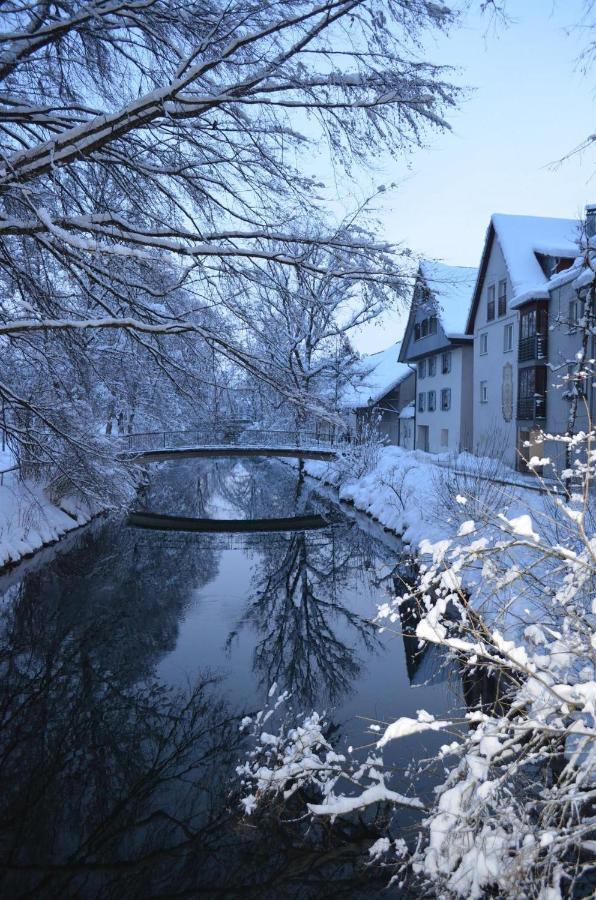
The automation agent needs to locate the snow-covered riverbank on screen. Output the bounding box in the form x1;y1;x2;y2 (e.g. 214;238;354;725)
0;474;103;570
299;445;546;548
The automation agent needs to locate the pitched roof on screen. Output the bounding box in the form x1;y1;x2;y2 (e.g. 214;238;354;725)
466;214;581;329
342;340;411;409
418;260;478;336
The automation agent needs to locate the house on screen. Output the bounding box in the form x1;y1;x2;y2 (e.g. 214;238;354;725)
399;260;478;454
342;340;415;447
465;214;581;470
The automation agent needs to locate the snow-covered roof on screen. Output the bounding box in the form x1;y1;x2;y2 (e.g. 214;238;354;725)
491;214;581;307
419;260;478;336
399;402;415;420
342;340;412;409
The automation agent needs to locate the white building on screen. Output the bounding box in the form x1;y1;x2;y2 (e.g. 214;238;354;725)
342;340;415;447
399;260;477;454
465;214;580;470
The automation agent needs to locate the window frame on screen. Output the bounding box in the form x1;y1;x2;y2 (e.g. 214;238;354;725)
487;285;496;322
441;351;452;374
503;323;513;353
440;428;449;447
480;380;488;404
441;388;451;411
498;280;507;317
479;332;488;355
427;390;436;411
428;355;436;377
419;358;426;379
418;392;426;412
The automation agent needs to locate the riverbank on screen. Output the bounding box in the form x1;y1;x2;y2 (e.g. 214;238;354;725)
299;444;547;542
0;474;104;570
295;445;553;632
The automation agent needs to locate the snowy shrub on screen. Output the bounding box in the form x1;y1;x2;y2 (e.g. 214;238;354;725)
238;425;596;897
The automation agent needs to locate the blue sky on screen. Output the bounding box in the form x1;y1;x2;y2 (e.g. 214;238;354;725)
352;0;596;352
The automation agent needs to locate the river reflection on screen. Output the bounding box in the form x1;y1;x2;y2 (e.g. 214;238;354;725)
0;459;461;898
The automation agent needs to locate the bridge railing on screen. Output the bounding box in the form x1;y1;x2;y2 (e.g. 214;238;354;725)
122;428;338;453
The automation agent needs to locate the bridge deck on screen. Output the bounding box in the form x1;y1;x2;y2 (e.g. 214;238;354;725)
123;445;337;462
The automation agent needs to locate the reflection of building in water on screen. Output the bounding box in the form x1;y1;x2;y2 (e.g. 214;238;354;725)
394;563;511;716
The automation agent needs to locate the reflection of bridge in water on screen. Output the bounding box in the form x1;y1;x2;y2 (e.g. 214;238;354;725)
127;511;342;533
120;428;338;462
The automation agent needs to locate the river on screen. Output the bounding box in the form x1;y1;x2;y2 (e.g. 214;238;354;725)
0;457;462;898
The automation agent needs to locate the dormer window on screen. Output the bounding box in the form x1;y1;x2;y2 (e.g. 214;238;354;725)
487;285;495;321
429;315;438;334
414;322;421;341
421;318;429;338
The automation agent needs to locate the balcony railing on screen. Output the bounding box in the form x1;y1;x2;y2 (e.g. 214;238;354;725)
517;395;547;421
518;333;548;362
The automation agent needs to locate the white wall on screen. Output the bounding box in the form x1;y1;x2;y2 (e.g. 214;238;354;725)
472;239;518;469
415;346;471;454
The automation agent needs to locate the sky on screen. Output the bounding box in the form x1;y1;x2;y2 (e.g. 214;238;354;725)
351;0;596;353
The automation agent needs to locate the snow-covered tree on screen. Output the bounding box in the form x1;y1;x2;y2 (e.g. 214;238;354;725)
1;0;459;497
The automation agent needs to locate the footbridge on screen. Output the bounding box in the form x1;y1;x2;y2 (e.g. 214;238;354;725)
120;427;339;462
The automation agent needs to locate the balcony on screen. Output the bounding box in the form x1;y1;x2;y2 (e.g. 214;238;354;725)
518;333;548;362
517;394;546;421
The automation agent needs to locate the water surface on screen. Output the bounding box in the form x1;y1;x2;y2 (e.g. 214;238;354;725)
0;458;462;897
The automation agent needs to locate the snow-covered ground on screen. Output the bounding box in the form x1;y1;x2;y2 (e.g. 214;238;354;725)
299;445;546;547
0;470;101;569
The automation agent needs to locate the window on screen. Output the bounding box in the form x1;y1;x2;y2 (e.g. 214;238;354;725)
517;366;547;419
418;359;426;379
520;308;536;340
428;355;437;376
440;428;449;447
421;318;429;337
414;322;421;341
441;351;451;374
504;323;513;352
428;390;436;411
480;380;488;403
487;285;495;321
429;315;438;335
441;388;451;411
567;362;588;398
568;298;585;333
418;392;425;412
498;280;507;317
479;332;488;355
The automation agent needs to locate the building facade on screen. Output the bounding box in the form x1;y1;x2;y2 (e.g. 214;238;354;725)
400;260;477;454
342;340;415;447
466;214;580;470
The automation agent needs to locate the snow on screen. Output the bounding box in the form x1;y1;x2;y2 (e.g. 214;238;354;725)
341;340;411;409
399;401;415;419
376;712;452;748
490;214;581;307
0;476;99;569
307;782;423;818
419;260;478;336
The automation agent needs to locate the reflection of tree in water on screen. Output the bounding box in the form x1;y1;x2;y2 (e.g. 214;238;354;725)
0;537;389;898
229;525;388;705
8;515;220;680
136;457;221;518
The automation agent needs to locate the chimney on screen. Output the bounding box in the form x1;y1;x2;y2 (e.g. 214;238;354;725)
586;204;596;239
